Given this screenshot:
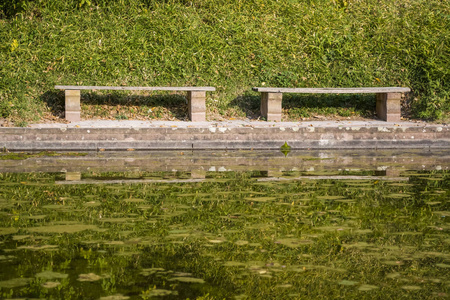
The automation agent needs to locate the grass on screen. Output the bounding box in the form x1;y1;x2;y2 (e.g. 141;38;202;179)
0;0;449;125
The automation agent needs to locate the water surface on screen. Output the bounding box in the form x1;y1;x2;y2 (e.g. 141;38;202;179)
0;152;449;299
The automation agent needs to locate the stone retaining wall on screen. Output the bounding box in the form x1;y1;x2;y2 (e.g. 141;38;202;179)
0;124;449;151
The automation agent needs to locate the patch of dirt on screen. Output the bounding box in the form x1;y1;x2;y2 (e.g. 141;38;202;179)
0;118;13;127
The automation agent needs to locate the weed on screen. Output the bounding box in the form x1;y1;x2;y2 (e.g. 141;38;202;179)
115;114;128;120
15;121;28;127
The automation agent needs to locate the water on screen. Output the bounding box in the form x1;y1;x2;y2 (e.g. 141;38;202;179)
0;151;449;299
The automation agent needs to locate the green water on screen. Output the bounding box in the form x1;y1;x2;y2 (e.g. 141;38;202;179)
0;169;448;299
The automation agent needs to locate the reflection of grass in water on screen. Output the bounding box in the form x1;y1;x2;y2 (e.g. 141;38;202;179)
35;271;68;280
0;278;32;288
0;170;448;298
0;152;87;160
27;224;99;234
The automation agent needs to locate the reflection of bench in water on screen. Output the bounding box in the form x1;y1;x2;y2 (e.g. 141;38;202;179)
60;171;408;184
257;175;408;182
55;85;216;122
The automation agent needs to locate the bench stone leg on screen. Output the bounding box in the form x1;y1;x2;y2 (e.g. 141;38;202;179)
376;92;401;122
65;90;81;122
187;91;206;122
65;172;81;181
191;169;206;179
261;92;282;122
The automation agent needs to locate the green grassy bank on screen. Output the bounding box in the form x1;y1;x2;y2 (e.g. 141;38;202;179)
1;0;449;125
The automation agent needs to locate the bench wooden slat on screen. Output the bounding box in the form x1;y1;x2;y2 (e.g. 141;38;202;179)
55;85;216;91
252;87;411;93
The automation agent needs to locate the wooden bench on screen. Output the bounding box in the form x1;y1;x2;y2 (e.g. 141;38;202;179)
252;87;411;122
55;85;216;122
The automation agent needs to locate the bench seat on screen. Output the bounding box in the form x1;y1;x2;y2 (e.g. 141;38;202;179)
252;87;411;122
55;85;216;122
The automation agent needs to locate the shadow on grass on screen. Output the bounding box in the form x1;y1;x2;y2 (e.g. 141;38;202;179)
41;90;191;120
229;93;376;120
43;90;378;121
283;94;376;119
41;90;65;119
229;94;261;120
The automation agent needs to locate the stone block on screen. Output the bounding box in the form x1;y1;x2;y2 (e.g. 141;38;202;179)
65;111;81;122
65;172;81;181
376;92;401;122
261;92;282;122
65;90;81;122
191;169;206;179
187;91;206;122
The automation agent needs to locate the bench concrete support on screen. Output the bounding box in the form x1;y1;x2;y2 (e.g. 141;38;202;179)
376;92;401;122
261;92;282;122
65;90;81;122
56;86;214;122
191;170;206;179
254;87;410;122
187;91;206;122
65;172;81;181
